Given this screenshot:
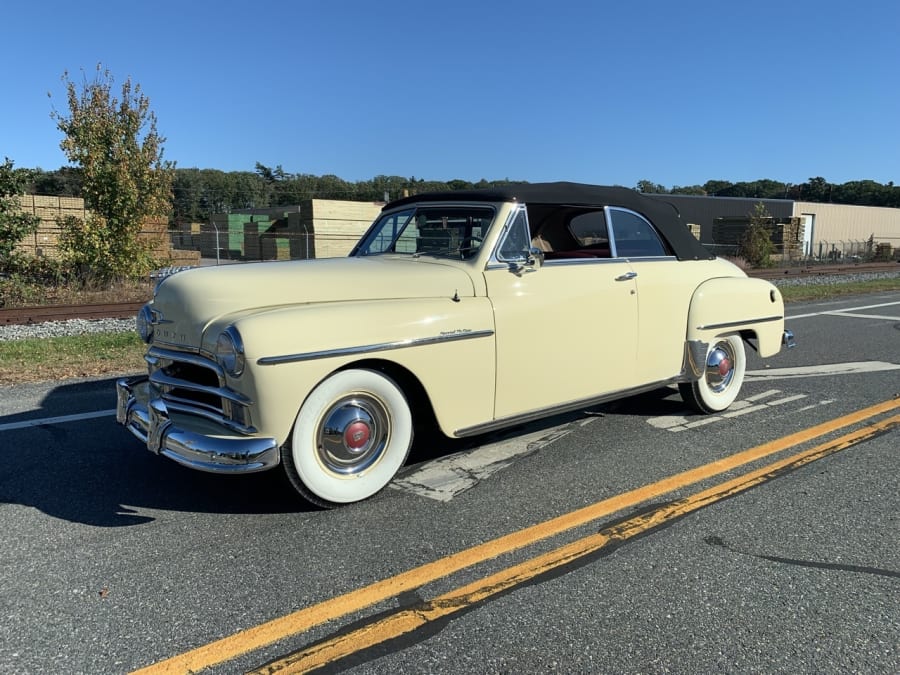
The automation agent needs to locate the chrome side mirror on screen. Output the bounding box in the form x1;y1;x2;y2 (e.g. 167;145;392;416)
526;247;544;270
509;247;544;275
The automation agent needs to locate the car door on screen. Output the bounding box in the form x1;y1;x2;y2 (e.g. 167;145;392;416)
605;206;712;384
484;206;639;420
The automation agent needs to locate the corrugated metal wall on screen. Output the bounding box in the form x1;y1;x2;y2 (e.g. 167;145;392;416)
793;201;900;251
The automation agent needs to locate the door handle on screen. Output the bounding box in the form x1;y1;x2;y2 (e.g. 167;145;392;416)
615;272;637;281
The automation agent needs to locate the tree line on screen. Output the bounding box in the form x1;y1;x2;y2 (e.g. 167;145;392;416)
25;164;525;225
24;167;900;227
635;177;900;207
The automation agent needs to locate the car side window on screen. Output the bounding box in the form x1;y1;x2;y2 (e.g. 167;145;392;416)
568;211;610;247
497;208;531;261
608;208;667;257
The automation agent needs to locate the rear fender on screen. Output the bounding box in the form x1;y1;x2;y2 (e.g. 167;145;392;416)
687;277;785;358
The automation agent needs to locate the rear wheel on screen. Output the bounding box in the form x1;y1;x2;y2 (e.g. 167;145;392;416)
282;369;413;508
679;334;746;413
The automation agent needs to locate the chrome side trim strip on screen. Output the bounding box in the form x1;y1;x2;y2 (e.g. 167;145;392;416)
543;258;626;267
696;315;783;331
151;338;201;352
454;380;676;438
257;329;496;366
487;257;675;271
622;256;677;262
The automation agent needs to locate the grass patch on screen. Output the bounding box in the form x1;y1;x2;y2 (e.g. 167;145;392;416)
0;332;145;385
779;276;900;302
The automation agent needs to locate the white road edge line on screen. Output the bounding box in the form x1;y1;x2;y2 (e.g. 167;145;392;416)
824;312;900;321
789;300;900;320
745;361;900;380
0;409;116;433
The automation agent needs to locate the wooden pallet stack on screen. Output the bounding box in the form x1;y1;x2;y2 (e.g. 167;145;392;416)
712;217;804;258
13;195;199;265
14;195;88;258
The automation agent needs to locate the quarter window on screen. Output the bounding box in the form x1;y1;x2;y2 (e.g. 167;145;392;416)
497;208;531;261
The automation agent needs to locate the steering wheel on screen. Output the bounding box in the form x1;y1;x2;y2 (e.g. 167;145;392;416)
458;235;484;258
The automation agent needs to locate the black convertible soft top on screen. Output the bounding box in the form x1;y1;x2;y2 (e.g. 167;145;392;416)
385;182;713;261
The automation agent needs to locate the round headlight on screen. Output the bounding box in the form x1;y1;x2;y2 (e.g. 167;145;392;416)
136;304;154;343
215;327;245;377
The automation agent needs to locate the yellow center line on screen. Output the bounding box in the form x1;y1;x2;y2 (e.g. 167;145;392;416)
132;398;900;675
256;413;900;674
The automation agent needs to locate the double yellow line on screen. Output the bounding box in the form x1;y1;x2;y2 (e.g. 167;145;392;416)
135;398;900;675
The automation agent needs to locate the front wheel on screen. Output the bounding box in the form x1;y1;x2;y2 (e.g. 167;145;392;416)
679;334;746;414
282;369;413;508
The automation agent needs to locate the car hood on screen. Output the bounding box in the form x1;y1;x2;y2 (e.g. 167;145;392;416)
148;256;477;351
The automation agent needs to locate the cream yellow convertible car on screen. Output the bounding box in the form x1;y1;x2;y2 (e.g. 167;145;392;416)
117;183;794;507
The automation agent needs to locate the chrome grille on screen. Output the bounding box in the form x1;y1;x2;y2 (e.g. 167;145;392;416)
145;346;256;433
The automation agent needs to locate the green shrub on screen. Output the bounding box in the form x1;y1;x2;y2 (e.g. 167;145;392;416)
739;203;776;268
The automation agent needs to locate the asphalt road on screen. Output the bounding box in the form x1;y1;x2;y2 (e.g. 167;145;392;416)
1;292;898;674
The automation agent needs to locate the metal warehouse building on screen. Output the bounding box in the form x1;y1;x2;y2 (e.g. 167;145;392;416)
651;194;900;260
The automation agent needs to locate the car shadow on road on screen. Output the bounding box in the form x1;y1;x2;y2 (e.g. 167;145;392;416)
600;385;696;417
0;380;697;527
404;385;695;467
0;378;315;527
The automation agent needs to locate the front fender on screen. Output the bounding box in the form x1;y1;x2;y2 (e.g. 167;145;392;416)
687;277;785;357
220;297;497;444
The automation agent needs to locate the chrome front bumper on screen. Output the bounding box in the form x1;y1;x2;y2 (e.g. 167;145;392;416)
115;376;280;473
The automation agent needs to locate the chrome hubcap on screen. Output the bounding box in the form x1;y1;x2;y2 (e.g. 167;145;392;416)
317;395;389;476
705;342;735;393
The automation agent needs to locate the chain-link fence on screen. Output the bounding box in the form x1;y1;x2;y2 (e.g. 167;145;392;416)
807;239;898;263
704;238;899;268
165;228;367;263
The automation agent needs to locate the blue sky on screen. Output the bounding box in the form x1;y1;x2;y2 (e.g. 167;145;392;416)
3;1;898;189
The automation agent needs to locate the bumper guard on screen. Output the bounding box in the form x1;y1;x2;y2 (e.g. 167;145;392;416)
115;376;279;473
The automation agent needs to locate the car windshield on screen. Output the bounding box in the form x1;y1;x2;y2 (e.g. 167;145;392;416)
355;206;496;259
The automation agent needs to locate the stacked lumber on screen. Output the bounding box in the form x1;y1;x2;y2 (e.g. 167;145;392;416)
12;195;199;265
712;217;805;257
14;194;88;258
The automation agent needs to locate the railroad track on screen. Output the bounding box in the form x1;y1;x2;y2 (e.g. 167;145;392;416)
0;301;144;326
750;261;900;280
0;261;897;326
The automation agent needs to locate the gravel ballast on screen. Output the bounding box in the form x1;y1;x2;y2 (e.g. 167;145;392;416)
0;317;137;342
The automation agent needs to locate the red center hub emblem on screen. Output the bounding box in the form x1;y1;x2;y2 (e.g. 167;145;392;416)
718;358;732;377
344;421;371;450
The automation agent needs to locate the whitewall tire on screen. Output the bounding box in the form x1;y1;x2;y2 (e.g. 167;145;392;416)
282;369;413;508
679;334;746;414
